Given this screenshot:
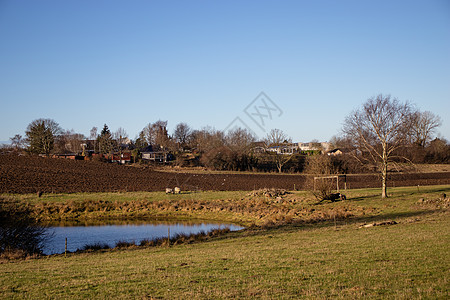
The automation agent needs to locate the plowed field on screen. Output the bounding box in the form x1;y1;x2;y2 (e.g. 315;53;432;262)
1;154;449;194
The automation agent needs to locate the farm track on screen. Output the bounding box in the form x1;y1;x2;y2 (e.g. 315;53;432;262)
1;154;449;194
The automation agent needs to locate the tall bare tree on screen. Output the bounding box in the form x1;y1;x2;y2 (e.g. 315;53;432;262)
410;111;442;147
265;128;290;146
265;129;293;173
142;120;170;150
90;127;98;152
343;94;413;198
173;122;192;150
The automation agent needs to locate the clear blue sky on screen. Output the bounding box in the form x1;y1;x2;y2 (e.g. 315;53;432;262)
1;0;449;143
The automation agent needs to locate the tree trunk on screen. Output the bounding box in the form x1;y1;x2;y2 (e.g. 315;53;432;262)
277;163;282;173
381;161;388;198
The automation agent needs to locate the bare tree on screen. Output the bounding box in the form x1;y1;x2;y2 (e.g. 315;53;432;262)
55;130;85;153
90;127;98;153
114;127;129;146
265;128;290;146
272;152;295;173
410;111;442;147
343;94;413;198
9;134;25;150
142;120;170;149
90;127;98;140
190;127;224;153
265;129;294;173
226;127;255;151
173;123;192;150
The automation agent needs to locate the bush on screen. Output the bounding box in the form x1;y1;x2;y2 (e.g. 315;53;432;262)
80;243;110;251
0;198;49;255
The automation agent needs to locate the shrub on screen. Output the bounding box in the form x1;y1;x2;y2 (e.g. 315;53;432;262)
0;198;49;255
79;243;110;251
115;240;135;248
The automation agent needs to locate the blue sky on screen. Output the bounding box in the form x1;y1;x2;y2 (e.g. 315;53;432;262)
1;0;449;143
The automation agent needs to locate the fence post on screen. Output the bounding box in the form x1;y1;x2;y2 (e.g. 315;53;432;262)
167;227;170;247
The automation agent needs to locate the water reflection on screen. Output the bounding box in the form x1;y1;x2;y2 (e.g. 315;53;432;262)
44;219;243;255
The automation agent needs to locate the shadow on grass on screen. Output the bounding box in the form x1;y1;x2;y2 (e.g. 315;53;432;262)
344;194;383;202
239;208;445;239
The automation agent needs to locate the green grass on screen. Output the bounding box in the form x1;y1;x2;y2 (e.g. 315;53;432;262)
1;186;449;299
3;190;247;205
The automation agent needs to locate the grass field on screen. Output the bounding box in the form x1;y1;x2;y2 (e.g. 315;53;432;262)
1;186;449;299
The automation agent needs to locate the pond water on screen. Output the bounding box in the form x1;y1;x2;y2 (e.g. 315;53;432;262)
43;220;243;255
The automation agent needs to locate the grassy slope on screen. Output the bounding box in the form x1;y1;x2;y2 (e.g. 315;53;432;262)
1;186;449;299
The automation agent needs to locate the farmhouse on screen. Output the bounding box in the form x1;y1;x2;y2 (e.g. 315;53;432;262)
266;142;332;155
327;149;343;156
141;151;169;162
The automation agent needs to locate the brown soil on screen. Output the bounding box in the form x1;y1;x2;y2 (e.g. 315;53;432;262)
1;154;449;194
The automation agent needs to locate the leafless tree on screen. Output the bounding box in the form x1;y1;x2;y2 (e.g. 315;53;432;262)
9;134;25;150
191;127;225;153
226;128;256;152
410;111;442;147
271;152;294;173
265;128;291;146
343;94;413;198
142;120;170;150
114;127;129;146
173;122;192;149
89;127;98;152
55;130;85;153
265;129;294;173
90;127;98;140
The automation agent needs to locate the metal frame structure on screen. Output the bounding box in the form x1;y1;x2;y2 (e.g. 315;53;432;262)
313;174;347;192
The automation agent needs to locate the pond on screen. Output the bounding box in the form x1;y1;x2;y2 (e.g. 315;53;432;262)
43;220;243;255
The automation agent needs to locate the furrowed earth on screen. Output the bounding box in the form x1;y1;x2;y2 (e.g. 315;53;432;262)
1;154;449;194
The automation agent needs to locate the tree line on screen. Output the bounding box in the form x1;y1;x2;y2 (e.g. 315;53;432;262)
5;94;448;189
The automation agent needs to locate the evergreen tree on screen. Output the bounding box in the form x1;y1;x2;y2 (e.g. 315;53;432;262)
98;124;113;154
25;119;61;155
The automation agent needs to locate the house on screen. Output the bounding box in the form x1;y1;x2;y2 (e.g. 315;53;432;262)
266;143;299;155
141;145;170;163
112;152;132;164
249;141;267;154
327;149;343;156
256;141;333;155
297;142;332;152
91;152;132;164
141;151;169;162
